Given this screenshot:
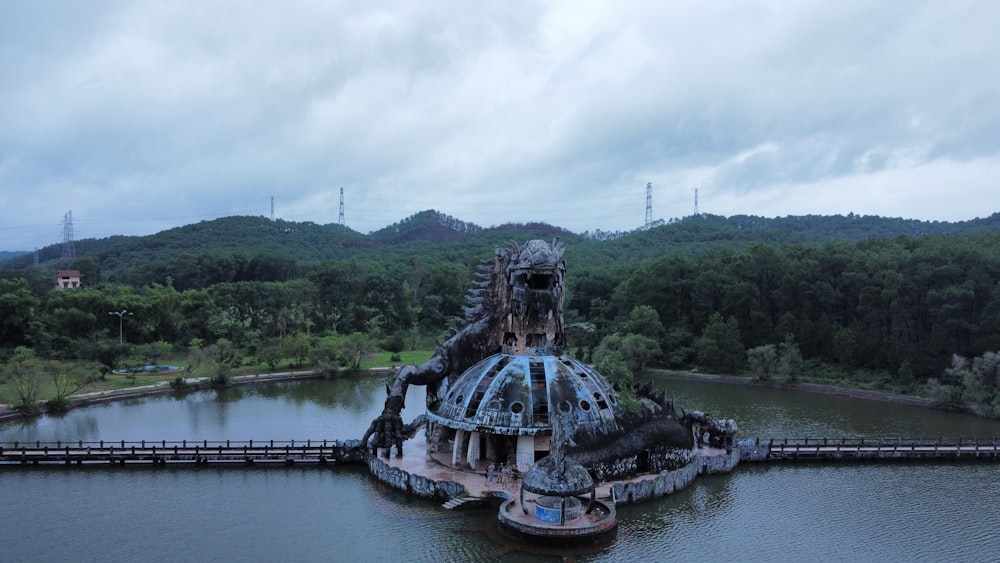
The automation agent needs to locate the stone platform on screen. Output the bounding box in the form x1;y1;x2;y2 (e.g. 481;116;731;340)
371;438;741;506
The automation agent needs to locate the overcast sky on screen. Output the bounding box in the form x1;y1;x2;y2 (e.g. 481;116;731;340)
2;1;999;251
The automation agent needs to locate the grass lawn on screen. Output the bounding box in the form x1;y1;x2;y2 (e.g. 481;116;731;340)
0;349;438;406
361;350;434;369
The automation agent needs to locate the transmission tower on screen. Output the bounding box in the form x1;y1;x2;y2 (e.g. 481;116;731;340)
338;187;345;226
61;210;75;259
270;196;275;222
644;183;653;228
694;187;699;216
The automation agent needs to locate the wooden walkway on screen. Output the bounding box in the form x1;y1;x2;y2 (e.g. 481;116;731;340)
0;439;362;466
745;437;1000;462
3;437;999;467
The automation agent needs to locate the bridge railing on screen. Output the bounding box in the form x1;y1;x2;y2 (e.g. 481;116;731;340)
740;437;999;448
0;439;357;453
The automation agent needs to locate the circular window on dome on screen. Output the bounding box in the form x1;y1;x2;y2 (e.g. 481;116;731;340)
559;400;572;413
455;394;464;405
510;401;524;414
580;400;591;411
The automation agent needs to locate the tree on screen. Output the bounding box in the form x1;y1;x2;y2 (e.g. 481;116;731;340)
184;344;207;378
139;341;173;365
619;333;661;374
282;331;313;368
337;332;376;370
896;360;915;389
831;326;857;365
746;344;778;381
143;282;184;343
776;334;804;382
593;334;624;365
4;347;44;412
259;345;283;371
698;313;744;372
48;361;100;410
662;326;696;368
960;351;1000;417
593;350;640;414
0;278;41;349
621;305;666;342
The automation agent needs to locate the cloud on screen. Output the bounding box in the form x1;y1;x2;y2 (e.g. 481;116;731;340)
1;1;998;251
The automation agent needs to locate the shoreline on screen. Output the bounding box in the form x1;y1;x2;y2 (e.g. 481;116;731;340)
0;370;328;423
1;366;939;424
650;369;938;409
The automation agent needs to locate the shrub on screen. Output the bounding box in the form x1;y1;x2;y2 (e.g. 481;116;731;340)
313;360;340;379
211;364;231;387
45;396;72;412
169;376;192;391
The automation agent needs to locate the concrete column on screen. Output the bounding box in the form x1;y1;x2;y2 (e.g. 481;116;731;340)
516;435;535;473
466;431;481;469
452;429;465;467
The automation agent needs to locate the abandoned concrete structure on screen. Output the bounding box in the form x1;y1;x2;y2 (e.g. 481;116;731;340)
363;239;735;545
427;352;624;473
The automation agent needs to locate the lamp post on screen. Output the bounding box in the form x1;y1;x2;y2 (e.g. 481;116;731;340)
109;309;132;345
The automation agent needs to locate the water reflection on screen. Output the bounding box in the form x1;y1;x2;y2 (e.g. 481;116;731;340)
0;376;427;443
2;375;1000;562
657;376;1000;440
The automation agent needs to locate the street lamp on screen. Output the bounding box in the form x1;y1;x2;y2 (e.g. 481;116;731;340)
109;309;132;345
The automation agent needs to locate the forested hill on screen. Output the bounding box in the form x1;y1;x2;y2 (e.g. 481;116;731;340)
587;212;1000;264
3;210;1000;289
4;208;1000;401
0;211;583;288
0;251;28;262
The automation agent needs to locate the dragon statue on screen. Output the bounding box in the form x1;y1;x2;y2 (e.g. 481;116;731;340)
679;410;739;453
394;238;566;397
363;238;736;468
363;239;567;456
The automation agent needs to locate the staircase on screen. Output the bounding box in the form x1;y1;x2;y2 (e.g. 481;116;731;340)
442;496;477;510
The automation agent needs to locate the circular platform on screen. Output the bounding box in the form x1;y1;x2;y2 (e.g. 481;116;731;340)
496;495;617;547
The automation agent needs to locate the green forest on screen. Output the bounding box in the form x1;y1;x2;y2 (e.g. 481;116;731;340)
2;210;1000;418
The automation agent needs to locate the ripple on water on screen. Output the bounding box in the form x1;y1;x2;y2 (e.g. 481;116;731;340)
4;377;1000;562
603;462;1000;563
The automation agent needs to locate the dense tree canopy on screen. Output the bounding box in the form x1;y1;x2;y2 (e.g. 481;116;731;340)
3;211;1000;416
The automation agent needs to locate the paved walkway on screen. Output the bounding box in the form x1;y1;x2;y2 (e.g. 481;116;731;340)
379;437;727;501
381;440;512;498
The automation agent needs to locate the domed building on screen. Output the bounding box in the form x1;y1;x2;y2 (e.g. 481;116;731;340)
427;352;625;473
369;239;697;482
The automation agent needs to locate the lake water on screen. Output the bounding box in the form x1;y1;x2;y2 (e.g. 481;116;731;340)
2;376;999;562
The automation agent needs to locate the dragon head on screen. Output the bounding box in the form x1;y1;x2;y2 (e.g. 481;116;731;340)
501;239;566;355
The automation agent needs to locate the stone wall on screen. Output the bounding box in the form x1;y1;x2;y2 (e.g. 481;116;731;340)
736;443;770;462
588;455;638;481
611;448;742;505
366;456;466;501
586;446;694;482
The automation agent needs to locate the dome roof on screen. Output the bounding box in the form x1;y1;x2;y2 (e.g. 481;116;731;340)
428;353;623;437
521;455;594;497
